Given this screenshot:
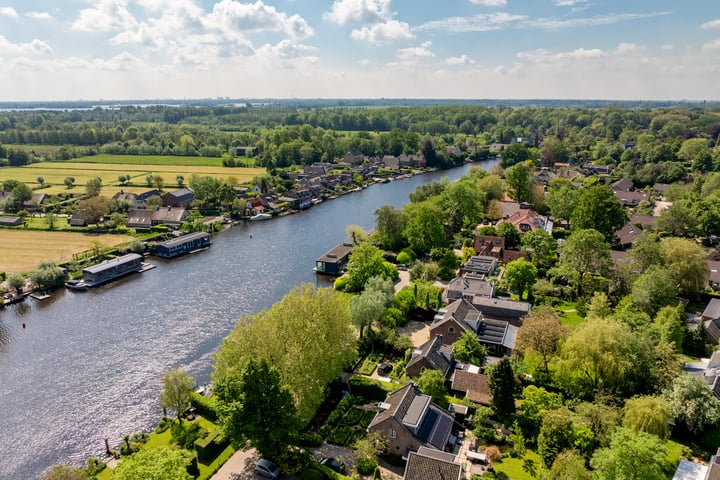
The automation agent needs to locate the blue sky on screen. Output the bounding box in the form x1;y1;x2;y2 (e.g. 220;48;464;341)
0;0;718;101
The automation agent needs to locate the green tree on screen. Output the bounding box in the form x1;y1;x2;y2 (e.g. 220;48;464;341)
8;181;32;212
145;174;154;187
517;385;563;441
537;407;575;468
110;446;193;480
590;427;668;480
497;221;521;249
36;176;44;187
176;174;184;186
441;179;485;230
570;185;626;240
403;201;446;254
374;204;406;251
653;303;685;351
504;258;537;300
158;369;194;422
516;306;565;376
64;176;75;189
626;231;664;272
521;229;558;273
654;203;697;237
28;260;65;291
7;273;25;293
346;242;387;292
85;177;102;197
661;237;708;298
558;228;611;296
477;174;504;200
505;162;533;203
417;369;447;406
77;196;110;227
153;174;165;191
664;374;720;434
214;357;297;456
546;450;591;480
488;357;516;418
546;178;580;225
346;224;369;245
622;395;672;439
557;317;632;397
214;284;356;424
349;288;387;338
630;265;679;317
453;331;487;366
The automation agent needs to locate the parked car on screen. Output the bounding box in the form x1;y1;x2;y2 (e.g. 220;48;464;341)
320;457;346;473
377;363;393;376
255;459;281;479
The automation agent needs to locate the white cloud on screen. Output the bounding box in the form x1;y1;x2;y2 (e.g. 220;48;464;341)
26;11;53;20
351;19;412;44
529;12;671;30
470;0;506;6
517;47;606;65
0;6;18;18
446;54;476;65
396;41;434;62
614;42;644;54
323;0;392;26
702;38;720;51
205;0;313;39
553;0;588;6
70;0;137;32
0;35;53;56
700;19;720;29
415;13;527;33
358;58;371;65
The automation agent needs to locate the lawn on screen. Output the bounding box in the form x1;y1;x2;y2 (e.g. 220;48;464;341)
68;154;224;167
492;450;542;480
0;229;134;274
1;160;265;195
554;300;585;327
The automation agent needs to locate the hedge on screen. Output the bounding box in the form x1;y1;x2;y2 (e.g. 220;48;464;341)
190;391;218;421
348;376;393;402
194;428;228;463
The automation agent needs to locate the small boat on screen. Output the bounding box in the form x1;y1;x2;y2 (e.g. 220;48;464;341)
64;279;87;291
250;213;272;221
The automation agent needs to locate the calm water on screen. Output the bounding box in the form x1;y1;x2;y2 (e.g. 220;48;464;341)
0;160;496;479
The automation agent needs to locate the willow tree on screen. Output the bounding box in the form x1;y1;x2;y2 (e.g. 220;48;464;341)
213;283;357;424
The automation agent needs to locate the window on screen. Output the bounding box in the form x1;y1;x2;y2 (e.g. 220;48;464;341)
388;429;396;439
448;326;455;334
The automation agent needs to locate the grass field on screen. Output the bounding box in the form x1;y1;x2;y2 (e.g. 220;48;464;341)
0;158;265;196
0;230;134;274
68;154;225;167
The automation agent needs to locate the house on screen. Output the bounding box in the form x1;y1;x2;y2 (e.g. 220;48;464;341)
613;189;649;207
126;209;156;229
459;255;497;278
382;155;400;170
654;183;671;197
446;146;462;157
315;243;354;276
235;146;258;157
504;209;552;234
614;222;643;249
367;384;454;457
405;335;454;379
0;216;23;226
82;253;143;287
473;234;505;259
703;299;720;345
152;206;188;225
162;188;194;208
430;299;483;346
403;447;463;480
399;154;426;168
444;274;494;304
708;261;720;291
112;190;137;204
154;232;211;258
610;178;634;192
534;168;557;186
68;211;88;227
477;317;518;356
471;296;531;324
134;189;163;209
450;363;492;405
23;193;46;212
344;150;365;165
582;163;612;175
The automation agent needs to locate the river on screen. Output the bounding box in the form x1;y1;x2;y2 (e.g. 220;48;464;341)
0;159;497;479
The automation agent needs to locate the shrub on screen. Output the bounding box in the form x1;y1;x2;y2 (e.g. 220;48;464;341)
190;391;218;421
343;407;364;425
348;377;390;402
298;432;323;447
484;446;502;463
171;421;205;450
398;248;416;263
357;457;377;475
194;428;227;463
359;357;379;376
334;275;350;291
85;457;106;476
380;307;406;328
155;417;172;433
299;469;327;480
373;466;383;479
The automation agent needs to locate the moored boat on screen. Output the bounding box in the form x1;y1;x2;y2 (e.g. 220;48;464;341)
250;213;272;221
64;279;87;291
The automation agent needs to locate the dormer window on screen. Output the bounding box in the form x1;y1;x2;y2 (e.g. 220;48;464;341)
448;326;455;334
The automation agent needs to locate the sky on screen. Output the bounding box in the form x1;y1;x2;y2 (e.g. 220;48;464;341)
0;0;719;101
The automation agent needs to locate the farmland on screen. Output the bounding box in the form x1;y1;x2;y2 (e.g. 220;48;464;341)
0;229;135;274
0;156;265;196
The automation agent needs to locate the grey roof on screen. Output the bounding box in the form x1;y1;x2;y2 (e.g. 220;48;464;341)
166;188;194;203
136;189;162;201
672;459;707;480
703;299;720;320
83;253;141;274
445;275;494;299
404;447;462;480
477;318;508;345
406;336;453;377
152;207;187;224
472;297;531;321
157;231;209;248
433;299;483;333
316;243;354;264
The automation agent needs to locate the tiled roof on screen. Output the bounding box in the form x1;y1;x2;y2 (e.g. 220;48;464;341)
406;336;453;377
703;299;720;320
451;365;492;405
403;447;462;480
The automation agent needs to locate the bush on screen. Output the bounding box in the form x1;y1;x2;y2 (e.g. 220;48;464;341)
380;307;406;328
348;377;390;402
194;428;227;463
327;425;353;446
334;275;350;291
300;469;327;480
85;457;106;476
357;457;377;475
171;421;205;450
373;466;383;479
398;248;416;263
484;446;502;463
298;432;323;447
359;357;379;376
342;407;364;425
156;417;172;433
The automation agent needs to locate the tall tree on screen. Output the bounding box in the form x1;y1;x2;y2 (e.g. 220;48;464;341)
77;196;110;227
520;229;558;273
346;242;387;292
661;237;708;298
505;162;533;203
402;201;446;254
570;184;626;240
558;228;611;296
488;357;516;418
349;288;387;338
622;395;672;439
374;204;406;251
214;284;356;424
516;306;566;376
630;265;679;317
85;177;103;197
158;369;194;422
497;221;521;249
504;258;537;300
664;374;720;434
546;450;591;480
546;178;580;225
590;427;668;480
537;407;576;468
110;446;193;480
417;369;447;406
214;358;297;456
453;331;487;366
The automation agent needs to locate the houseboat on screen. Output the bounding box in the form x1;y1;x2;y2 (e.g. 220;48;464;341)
314;243;354;275
154;232;212;259
82;253;145;287
250;213;272;221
